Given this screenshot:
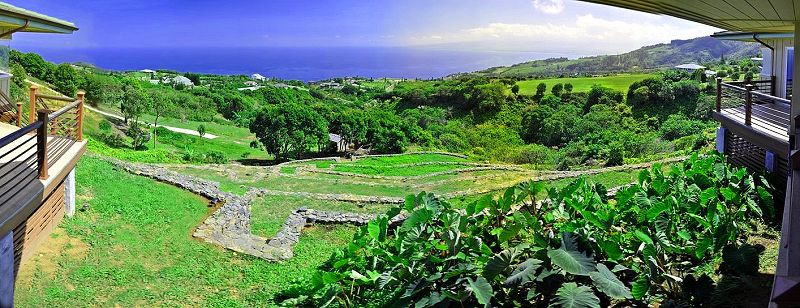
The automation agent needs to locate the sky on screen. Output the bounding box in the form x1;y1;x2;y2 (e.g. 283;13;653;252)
7;0;721;56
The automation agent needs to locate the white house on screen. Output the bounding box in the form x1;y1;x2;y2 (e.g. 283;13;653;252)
244;81;258;86
250;73;266;81
674;63;706;71
170;75;194;88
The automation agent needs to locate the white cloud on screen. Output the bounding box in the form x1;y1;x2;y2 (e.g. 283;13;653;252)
532;0;565;15
405;14;719;54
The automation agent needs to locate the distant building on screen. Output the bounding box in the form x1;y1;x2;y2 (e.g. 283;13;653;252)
139;69;156;74
250;73;266;81
243;81;258;86
705;70;717;77
170;75;194;88
674;63;706;71
237;86;263;91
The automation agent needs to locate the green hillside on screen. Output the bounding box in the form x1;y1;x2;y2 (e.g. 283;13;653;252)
516;73;654;95
474;36;760;78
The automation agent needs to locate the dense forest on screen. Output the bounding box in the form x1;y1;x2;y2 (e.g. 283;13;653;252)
10;49;719;169
473;36;760;78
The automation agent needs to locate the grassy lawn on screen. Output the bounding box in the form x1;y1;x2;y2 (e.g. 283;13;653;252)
516;73;654;94
14;157;352;307
250;196;388;238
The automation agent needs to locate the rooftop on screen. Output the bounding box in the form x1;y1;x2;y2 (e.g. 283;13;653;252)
0;2;77;34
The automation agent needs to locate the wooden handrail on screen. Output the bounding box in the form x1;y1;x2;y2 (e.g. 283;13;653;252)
76;91;84;141
47;100;80;121
745;84;753;126
36;109;49;180
15;102;21;127
716;78;722;112
36;93;77;102
28;86;37;124
0;121;40;149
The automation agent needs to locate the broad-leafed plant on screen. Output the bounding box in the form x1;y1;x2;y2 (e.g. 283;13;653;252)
281;153;773;307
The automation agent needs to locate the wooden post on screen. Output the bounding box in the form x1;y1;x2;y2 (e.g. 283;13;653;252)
37;109;49;180
772;75;777;96
76;91;85;141
28;85;37;124
745;84;753;126
15;102;21;127
716;78;722;112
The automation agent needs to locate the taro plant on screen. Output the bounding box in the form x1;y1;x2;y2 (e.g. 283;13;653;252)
281;153;773;307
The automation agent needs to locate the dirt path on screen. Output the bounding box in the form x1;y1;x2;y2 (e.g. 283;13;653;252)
26;80;219;139
84;105;220;139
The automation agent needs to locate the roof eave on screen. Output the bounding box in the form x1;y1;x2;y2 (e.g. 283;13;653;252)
0;4;77;34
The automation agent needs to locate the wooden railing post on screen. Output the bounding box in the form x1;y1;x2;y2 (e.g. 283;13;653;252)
37;109;49;180
28;85;37;124
716;78;722;112
771;75;777;96
15;102;21;127
745;84;753;126
76;91;85;141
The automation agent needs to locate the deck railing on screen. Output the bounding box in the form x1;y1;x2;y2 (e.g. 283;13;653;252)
0;89;84;204
727;76;776;96
716;77;790;130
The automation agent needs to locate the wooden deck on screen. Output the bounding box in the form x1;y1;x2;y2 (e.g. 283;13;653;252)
714;102;791;157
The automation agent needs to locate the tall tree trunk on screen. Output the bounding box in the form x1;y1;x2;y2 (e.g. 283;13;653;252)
153;114;159;149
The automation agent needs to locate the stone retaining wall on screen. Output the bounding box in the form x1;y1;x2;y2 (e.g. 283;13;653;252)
98;154;675;262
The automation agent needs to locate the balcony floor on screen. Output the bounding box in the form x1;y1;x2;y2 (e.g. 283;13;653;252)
0;122;86;236
714;102;791;157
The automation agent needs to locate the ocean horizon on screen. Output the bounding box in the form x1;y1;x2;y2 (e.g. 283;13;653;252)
18;46;583;81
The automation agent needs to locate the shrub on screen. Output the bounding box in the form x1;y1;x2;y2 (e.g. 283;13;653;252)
96;132;127;148
510;144;556;165
203;150;228;164
283;154;773;307
605;142;624;166
99;119;112;132
660;114;708;140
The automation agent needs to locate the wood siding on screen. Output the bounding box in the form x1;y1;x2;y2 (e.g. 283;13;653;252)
11;179;65;272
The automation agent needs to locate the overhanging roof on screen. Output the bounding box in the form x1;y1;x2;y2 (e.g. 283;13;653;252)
578;0;799;33
712;31;792;42
0;2;77;34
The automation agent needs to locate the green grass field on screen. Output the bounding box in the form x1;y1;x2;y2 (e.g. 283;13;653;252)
16;153;675;306
516;73;655;95
14;157;351;307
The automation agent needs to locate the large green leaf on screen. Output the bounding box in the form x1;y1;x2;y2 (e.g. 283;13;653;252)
553;282;600;308
547;248;595;276
695;236;712;259
597;239;623;261
484;249;518;279
504;258;542;288
722;244;760;275
631;276;650;299
367;216;388;242
467;277;493;305
589;264;632;299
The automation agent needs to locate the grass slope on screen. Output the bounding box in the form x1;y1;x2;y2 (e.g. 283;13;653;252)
14;157;351;307
516;74;654;95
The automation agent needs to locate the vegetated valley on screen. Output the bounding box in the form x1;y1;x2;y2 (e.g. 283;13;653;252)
11;35;781;307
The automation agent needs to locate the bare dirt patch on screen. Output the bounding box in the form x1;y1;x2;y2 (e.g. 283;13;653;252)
16;228;90;286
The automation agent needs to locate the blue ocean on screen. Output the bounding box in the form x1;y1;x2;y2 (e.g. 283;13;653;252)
20;46;578;81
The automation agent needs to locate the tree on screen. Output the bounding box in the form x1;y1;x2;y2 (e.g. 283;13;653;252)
551;83;564;97
50;63;79;96
197;124;207;138
511;84;520;95
535;82;547;97
564;83;574;94
330;109;367;151
120;80;150;125
184;72;201;85
249;102;328;160
147;89;175;149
